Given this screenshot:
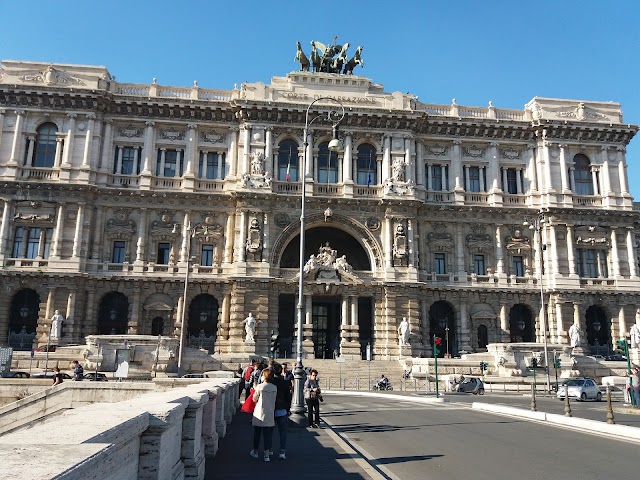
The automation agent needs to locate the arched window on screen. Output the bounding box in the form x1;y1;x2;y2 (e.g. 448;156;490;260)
317;141;339;184
356;144;377;186
277;140;299;181
573;154;594;195
33;123;58;168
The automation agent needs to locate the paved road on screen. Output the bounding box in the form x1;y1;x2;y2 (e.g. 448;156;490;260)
321;393;639;480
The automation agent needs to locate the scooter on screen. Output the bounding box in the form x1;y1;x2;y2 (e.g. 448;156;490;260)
372;380;393;391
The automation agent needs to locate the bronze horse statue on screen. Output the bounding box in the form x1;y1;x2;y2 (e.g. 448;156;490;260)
343;46;364;75
295;41;310;72
310;41;322;72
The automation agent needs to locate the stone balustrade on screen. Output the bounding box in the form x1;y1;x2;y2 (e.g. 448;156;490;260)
0;378;241;480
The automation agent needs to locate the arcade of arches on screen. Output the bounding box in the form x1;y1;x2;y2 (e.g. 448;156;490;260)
2;223;635;360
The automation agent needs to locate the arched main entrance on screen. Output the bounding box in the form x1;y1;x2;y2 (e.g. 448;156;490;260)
151;316;165;336
585;305;610;355
477;325;489;349
429;301;456;357
187;294;219;353
8;289;40;350
509;304;534;342
98;292;129;334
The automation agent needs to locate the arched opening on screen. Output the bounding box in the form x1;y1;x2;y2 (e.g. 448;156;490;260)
98;292;129;334
187;294;219;353
509;304;534;342
477;325;489;349
33;122;58;168
586;305;610;355
151;316;165;336
429;301;456;357
356;143;377;186
8;289;40;350
573;154;594;195
279;226;371;270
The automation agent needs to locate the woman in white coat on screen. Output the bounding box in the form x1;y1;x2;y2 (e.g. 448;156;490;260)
250;368;278;462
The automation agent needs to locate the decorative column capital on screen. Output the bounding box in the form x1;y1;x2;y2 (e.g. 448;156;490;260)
67;113;77;119
86;113;97;121
453;139;462;146
145;120;155;127
617;146;626;153
187;123;198;130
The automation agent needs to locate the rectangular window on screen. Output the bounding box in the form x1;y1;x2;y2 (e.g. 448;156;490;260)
434;253;446;274
576;249;584;277
43;228;53;259
157;242;171;264
199;152;223;180
26;228;40;259
585;249;598;278
156;149;183;177
473;254;486;275
12;227;24;258
121;147;136;175
513;255;524;277
468;167;481;192
432;165;442;191
112;241;126;263
598;251;608;278
201;244;214;266
506;169;518;194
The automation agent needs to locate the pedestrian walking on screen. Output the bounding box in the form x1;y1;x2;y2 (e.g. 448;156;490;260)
250;368;277;462
72;360;84;381
273;363;292;460
52;367;64;386
304;369;322;428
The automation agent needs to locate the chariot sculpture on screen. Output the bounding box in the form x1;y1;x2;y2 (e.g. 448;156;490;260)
295;39;364;74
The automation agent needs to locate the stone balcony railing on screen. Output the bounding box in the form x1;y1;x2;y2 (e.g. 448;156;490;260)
418;101;529;121
113;82;234;102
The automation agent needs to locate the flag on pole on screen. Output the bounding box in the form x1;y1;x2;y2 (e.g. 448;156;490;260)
285;147;292;182
366;151;373;187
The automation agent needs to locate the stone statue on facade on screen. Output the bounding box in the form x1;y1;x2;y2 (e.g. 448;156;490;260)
294;41;310;72
568;322;582;348
398;317;410;346
250;152;265;175
630;323;640;349
50;310;64;339
243;312;257;343
296;40;364;74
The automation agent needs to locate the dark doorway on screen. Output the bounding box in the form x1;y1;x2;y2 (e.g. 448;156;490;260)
8;289;40;350
188;294;219;352
509;304;534;342
278;294;296;358
477;325;489;349
429;301;456;357
586;305;610;354
151;316;164;336
98;292;129;334
358;297;373;359
312;297;341;359
280;226;371;270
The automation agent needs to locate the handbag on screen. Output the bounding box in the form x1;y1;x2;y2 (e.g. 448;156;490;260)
241;388;257;413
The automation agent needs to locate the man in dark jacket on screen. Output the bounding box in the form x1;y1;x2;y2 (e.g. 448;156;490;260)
273;363;292;460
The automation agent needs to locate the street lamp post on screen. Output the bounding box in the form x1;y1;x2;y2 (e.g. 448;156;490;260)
177;221;209;377
523;210;551;393
291;97;345;417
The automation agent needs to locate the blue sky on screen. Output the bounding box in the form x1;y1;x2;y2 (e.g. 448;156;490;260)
2;0;639;196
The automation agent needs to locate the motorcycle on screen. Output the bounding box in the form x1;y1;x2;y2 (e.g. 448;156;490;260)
372;381;393;391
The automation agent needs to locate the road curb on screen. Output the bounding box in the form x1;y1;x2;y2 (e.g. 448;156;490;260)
324;389;446;403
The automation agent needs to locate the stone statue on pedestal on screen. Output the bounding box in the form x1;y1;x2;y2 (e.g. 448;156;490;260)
398;317;410;346
243;312;257;343
568;322;582;348
630;323;640;349
51;310;64;339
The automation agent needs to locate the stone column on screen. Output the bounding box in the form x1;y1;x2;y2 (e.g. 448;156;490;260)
81;114;95;168
304;129;313;178
66;290;77;342
343;132;352;182
9;110;26;165
72;203;85;258
223;212;235;264
456;224;465;275
526;146;537;193
350;296;358;328
404;136;414;184
135;208;149;263
559;144;569;191
51;205;65;258
340;296;349;353
626;228;637;278
479;166;486;192
566;224;576;276
421;300;429;352
501;168;507;192
495;225;504;275
99;119;113;173
459;301;470;351
425;163;432;191
554;300;564;344
601;146;611;197
591;168;599;196
464;165;470;190
0;109;5;155
264;127;273;178
516;169;523;194
180;213;190;263
262;212;269;263
61;113;77;167
611;228;620;278
220;293;231;342
37;229;46;259
618;306;627;342
382;135;391;181
452;140;463;190
159;148;166;176
549;224;559;278
241;124;251;176
184;123;197;176
25;136;35;166
617;146;629;194
542;142;553;192
0;200;12;258
384;216;392;269
227;127;238;178
416;142;425;187
573;303;583;347
235;210;247;263
499;302;509;342
141;121;155;175
129;285;141;334
90;206;105;261
54;136;64;168
115;146;124;174
488;142;500;191
407;218;415;267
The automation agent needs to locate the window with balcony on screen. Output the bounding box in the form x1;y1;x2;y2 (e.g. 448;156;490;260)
573;154;594;195
576;248;607;278
277;140;299;181
157;242;171;264
113;146;140;175
356;143;377;186
32;123;58;168
156;149;183;178
201;244;214;266
199;152;226;180
473;254;486;275
512;255;524;277
467;166;482;192
12;226;53;259
431;165;449;191
317;141;339;184
504;168;519;194
434;253;446;274
112;241;126;263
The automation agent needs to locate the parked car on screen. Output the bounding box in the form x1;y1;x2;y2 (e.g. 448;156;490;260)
31;371;72;380
556;377;602;401
453;376;485;395
83;372;108;382
1;371;30;378
603;355;627;362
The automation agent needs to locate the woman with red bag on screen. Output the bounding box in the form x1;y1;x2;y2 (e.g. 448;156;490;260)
249;368;277;462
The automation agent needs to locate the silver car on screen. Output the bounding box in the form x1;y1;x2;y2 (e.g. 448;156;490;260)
556;378;602;402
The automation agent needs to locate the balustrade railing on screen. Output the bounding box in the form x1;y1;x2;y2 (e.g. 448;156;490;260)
19;167;60;180
464;192;489;204
196;179;225;191
108;174;140;187
114;83;231;102
272;181;302;194
503;193;527;205
354;185;382;198
426;191;452;203
573;195;602;207
152;176;182;189
314;184;343;196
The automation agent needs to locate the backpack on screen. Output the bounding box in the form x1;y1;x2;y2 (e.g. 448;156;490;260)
243;365;254;382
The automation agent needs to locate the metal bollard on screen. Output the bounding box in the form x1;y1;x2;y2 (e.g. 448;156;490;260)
564;385;572;417
606;386;615;424
530;383;537;412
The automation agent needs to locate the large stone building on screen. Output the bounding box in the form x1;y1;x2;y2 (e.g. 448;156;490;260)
0;56;638;361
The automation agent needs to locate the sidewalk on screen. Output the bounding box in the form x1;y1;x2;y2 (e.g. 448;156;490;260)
205;410;374;480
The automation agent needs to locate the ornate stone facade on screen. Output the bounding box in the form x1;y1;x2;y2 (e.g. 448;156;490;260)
0;59;639;360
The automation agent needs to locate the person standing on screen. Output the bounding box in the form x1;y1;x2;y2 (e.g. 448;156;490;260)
273;363;292;460
72;360;84;381
52;367;64;386
250;368;277;462
304;369;322;428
